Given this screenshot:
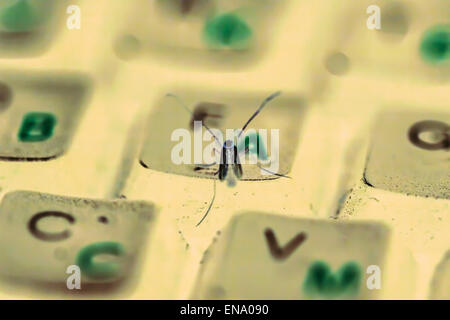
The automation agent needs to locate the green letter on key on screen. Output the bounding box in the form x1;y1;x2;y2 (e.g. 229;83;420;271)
302;261;361;299
18;112;56;142
76;242;125;280
204;13;252;49
420;25;450;64
0;0;40;32
238;132;268;160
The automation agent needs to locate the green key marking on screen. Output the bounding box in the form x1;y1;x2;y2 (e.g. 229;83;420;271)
420;25;450;64
0;0;41;32
237;132;268;160
76;242;125;280
303;261;361;299
204;13;252;49
18;112;57;142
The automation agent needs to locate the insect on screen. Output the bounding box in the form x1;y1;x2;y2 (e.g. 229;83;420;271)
166;91;289;226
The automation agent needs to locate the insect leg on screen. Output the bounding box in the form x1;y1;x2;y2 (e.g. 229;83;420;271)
196;179;217;227
194;162;217;171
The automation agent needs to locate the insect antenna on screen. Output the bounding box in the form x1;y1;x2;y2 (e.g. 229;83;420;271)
238;91;282;139
196;179;217;227
166;93;223;149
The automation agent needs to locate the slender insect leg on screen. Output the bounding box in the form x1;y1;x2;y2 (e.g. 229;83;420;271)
196;179;217;227
194;147;221;171
194;162;217;169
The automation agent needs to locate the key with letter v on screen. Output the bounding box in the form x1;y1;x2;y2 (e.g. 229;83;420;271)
192;212;395;299
264;228;307;260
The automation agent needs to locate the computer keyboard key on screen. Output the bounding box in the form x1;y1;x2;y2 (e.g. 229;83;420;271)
193;212;393;299
364;112;450;199
328;0;450;80
0;71;90;160
0;191;155;284
139;90;305;181
114;0;286;67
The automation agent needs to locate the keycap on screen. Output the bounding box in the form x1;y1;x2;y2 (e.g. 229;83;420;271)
0;190;155;285
364;112;450;199
139;89;305;181
111;0;286;67
192;212;398;299
429;250;450;299
325;0;450;80
0;71;90;160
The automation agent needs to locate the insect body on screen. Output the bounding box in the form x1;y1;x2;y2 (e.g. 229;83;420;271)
219;139;242;187
166;91;284;225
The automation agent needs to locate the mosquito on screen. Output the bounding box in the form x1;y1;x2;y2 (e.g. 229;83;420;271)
166;91;290;226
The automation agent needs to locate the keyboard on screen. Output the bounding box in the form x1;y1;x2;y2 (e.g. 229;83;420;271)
0;0;448;300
